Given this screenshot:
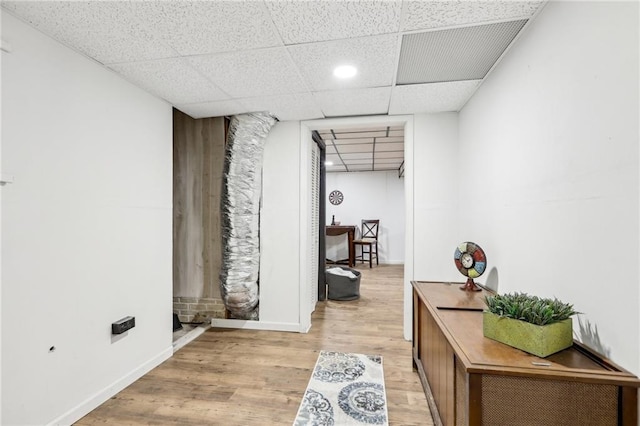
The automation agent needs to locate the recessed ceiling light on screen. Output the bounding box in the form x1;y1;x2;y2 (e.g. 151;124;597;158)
333;65;357;79
325;161;334;166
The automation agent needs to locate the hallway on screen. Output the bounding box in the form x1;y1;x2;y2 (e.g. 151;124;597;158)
77;265;432;425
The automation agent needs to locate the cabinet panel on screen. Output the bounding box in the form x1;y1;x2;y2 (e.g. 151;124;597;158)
454;357;467;426
481;375;617;425
420;298;455;425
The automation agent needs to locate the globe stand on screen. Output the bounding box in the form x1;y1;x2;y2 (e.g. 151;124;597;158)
460;278;482;292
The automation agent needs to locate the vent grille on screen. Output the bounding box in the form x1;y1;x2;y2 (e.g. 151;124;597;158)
481;374;618;425
397;20;527;84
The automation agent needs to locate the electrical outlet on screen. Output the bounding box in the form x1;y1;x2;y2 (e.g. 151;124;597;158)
112;316;135;334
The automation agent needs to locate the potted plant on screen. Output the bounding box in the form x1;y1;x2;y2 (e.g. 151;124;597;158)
483;292;579;358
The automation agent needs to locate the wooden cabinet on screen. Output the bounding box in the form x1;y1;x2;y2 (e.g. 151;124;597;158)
412;281;640;426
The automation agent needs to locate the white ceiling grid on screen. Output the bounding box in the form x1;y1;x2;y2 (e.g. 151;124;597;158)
1;0;546;122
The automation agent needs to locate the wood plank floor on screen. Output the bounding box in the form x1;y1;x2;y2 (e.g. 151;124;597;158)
77;264;433;425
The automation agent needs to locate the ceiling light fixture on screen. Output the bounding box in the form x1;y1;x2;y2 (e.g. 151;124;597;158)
333;65;357;79
325;161;334;166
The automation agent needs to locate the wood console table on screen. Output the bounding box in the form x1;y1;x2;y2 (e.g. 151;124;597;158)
325;225;355;267
412;281;639;426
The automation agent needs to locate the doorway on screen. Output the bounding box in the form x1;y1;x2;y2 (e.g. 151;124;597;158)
300;115;414;339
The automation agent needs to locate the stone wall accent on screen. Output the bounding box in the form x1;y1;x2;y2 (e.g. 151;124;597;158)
173;297;226;324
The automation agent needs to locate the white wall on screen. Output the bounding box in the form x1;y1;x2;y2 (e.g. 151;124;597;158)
1;12;173;425
458;1;639;374
0;20;4;422
403;112;460;338
260;121;303;330
326;170;405;264
411;113;460;281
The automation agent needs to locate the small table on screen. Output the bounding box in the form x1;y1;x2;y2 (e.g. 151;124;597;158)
325;225;356;267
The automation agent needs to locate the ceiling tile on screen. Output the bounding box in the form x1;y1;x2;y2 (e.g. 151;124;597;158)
188;47;309;99
349;164;375;171
175;99;247;119
376;136;404;143
314;87;392;117
2;1;177;64
343;161;373;167
335;144;375;154
266;0;401;44
289;35;398;91
332;138;376;145
389;80;481;114
376;142;405;152
333;126;390;134
108;58;229;105
401;1;544;31
375;153;404;163
341;152;373;160
130;1;283;56
335;131;387;138
240;93;324;121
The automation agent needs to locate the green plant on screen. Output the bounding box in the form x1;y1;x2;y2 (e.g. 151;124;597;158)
484;292;579;326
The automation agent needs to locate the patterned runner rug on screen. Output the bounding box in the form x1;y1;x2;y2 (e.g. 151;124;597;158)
293;350;389;425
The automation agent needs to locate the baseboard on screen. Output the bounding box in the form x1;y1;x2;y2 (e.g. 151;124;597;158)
380;261;404;265
211;318;302;332
46;347;173;426
173;324;210;352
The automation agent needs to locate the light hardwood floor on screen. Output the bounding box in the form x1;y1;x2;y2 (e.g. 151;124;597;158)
77;265;433;425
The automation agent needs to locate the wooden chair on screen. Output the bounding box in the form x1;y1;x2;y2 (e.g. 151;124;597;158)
352;220;379;268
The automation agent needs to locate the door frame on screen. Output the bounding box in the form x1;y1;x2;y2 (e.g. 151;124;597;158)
300;115;414;339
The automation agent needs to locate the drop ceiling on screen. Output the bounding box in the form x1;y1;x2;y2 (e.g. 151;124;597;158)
1;1;546;122
318;125;405;174
2;1;546;177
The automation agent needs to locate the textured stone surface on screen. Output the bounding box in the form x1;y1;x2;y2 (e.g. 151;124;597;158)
173;297;225;324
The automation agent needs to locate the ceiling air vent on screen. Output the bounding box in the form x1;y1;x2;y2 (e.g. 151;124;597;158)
396;19;527;85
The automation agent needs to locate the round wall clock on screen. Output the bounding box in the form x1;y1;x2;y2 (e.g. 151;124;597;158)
454;242;487;291
329;190;344;205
